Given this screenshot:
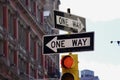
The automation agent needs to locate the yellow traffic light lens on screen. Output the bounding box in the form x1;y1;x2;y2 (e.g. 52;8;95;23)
61;73;74;80
62;56;74;68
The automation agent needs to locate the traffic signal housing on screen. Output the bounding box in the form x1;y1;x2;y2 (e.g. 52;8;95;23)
61;54;79;80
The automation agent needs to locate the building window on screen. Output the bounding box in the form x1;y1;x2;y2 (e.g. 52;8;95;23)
20;0;26;6
30;0;35;16
38;43;42;66
38;72;43;79
44;24;52;34
30;65;35;79
45;55;48;69
0;5;3;26
20;0;31;12
30;34;34;57
8;9;14;38
40;10;44;24
18;21;26;50
37;7;41;22
18;54;26;74
9;47;14;66
53;0;56;10
0;40;3;56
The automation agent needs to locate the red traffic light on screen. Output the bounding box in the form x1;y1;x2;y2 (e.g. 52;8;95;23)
61;55;74;68
61;73;74;80
61;54;79;80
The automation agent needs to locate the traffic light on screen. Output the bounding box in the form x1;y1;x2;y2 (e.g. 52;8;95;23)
61;54;79;80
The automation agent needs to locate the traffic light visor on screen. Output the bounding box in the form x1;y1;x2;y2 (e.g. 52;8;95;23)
61;55;74;68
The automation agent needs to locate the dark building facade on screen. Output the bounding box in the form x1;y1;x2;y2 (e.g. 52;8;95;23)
80;69;99;80
0;0;60;80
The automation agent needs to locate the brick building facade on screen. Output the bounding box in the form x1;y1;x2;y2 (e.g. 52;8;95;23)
0;0;60;80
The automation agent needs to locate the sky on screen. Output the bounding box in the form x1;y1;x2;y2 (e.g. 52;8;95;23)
59;0;120;80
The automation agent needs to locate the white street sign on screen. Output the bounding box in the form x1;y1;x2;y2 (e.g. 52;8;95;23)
46;37;90;52
43;32;94;54
56;16;84;33
54;10;86;33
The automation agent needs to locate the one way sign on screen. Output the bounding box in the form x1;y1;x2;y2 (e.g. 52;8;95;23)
43;32;94;54
54;10;86;33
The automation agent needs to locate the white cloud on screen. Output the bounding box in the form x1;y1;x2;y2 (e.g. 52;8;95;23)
79;59;120;80
59;1;120;80
60;0;120;22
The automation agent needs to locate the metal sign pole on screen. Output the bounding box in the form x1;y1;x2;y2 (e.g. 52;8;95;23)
67;8;72;55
